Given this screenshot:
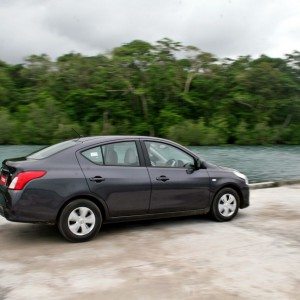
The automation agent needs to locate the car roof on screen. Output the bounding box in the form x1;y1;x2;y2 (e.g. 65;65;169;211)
72;135;195;155
76;135;170;143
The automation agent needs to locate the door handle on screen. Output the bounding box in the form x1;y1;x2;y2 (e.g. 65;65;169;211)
156;175;170;182
89;176;105;183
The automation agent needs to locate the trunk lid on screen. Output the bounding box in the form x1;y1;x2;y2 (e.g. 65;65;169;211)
0;157;35;187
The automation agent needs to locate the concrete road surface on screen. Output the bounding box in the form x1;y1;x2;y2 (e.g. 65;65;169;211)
0;185;299;300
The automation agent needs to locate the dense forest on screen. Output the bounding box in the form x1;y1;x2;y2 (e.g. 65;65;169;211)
0;39;299;145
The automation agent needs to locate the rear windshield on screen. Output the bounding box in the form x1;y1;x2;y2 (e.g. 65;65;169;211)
27;140;77;159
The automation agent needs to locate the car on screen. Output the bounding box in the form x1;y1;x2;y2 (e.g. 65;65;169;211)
0;136;249;242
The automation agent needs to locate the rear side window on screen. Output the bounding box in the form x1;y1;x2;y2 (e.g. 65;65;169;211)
27;140;77;159
82;146;103;165
82;141;140;166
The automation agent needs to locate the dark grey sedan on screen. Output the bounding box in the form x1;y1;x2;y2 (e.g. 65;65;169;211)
0;136;249;242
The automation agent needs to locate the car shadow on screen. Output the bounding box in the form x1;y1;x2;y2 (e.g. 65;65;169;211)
1;214;212;244
1;221;63;244
1;212;247;245
99;214;211;236
99;212;247;237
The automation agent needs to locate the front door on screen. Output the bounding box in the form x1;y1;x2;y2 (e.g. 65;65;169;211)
77;140;151;217
142;140;210;213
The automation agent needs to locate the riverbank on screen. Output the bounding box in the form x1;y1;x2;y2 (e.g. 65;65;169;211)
249;179;300;189
0;184;299;299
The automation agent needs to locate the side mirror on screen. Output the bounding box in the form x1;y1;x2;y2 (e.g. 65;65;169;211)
186;158;201;174
195;158;202;169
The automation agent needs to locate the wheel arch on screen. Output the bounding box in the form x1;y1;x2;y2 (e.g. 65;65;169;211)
56;194;108;224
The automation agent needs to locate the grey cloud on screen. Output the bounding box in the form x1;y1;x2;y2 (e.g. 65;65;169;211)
0;0;299;63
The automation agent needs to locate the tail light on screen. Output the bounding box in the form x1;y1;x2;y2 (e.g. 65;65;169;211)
0;173;7;186
8;171;46;190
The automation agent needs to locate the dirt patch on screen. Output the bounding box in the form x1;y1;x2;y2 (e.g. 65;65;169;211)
257;203;300;221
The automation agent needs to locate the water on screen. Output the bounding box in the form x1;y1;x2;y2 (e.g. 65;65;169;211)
190;145;300;183
0;145;299;183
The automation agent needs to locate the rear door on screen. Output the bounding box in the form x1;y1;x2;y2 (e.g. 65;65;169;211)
77;140;151;217
141;140;210;213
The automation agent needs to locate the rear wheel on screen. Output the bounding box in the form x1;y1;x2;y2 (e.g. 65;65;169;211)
210;188;240;221
58;199;102;242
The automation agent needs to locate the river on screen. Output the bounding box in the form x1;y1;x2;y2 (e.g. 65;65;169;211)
0;145;299;183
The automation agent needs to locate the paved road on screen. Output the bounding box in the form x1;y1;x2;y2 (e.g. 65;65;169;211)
0;185;299;300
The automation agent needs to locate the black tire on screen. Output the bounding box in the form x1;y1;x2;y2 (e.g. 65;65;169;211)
58;199;102;242
210;187;240;222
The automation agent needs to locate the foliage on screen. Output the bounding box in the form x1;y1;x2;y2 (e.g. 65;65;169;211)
0;42;299;145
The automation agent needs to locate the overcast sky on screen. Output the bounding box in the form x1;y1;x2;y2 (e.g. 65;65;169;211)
0;0;299;63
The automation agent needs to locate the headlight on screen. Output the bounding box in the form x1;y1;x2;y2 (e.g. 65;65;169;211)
233;171;249;184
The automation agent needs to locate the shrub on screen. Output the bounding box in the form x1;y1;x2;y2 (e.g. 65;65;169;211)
167;119;227;145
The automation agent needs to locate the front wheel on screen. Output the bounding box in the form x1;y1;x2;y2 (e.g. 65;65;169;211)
58;199;102;242
210;188;240;222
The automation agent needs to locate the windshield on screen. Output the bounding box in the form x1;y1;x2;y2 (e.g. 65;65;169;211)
27;140;77;159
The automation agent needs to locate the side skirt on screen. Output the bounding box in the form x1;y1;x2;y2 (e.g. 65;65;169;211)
104;208;210;224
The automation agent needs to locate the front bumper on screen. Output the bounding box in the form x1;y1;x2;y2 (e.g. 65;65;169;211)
240;186;250;209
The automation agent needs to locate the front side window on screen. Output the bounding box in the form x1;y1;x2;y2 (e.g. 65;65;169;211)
82;141;140;167
145;141;194;168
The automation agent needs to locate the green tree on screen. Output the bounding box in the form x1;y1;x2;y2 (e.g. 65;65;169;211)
0;40;299;145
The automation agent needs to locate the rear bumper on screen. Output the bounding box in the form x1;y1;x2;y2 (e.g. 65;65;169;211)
0;201;46;223
0;192;16;221
0;190;9;218
0;187;56;224
0;204;6;218
0;203;54;224
0;203;15;221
